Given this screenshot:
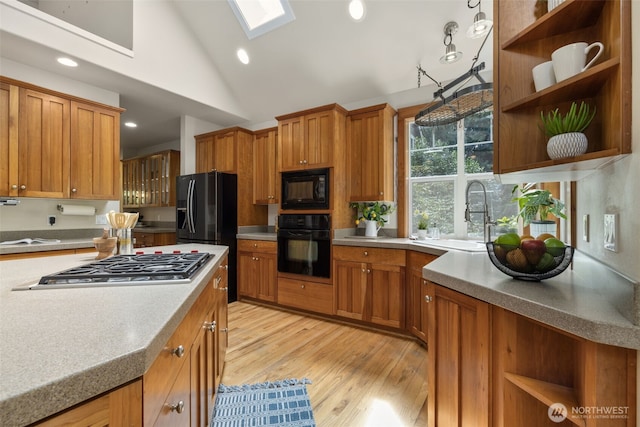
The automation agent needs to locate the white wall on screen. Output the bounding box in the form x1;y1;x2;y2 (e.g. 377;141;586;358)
574;4;640;283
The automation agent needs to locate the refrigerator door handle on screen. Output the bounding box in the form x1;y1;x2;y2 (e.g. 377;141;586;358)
187;179;196;234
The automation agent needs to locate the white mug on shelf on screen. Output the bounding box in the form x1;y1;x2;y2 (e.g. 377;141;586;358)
532;60;556;91
551;41;604;82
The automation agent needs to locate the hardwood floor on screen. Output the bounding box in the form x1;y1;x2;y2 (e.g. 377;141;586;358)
221;301;428;427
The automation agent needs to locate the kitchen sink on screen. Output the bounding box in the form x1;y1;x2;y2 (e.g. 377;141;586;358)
412;239;486;252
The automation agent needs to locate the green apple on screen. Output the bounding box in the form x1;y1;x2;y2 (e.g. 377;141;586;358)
544;238;566;257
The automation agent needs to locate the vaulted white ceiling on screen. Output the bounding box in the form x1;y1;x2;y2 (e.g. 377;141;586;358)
0;0;493;150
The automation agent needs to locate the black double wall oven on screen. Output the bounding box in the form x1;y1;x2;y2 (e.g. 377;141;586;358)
277;214;331;279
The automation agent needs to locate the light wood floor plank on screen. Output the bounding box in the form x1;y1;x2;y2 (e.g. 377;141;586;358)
221;302;428;427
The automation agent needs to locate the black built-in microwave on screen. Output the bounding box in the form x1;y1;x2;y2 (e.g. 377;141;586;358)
281;168;330;210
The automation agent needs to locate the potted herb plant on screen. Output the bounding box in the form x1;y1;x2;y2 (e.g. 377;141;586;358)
540;101;596;159
511;183;566;237
350;201;396;237
415;210;429;240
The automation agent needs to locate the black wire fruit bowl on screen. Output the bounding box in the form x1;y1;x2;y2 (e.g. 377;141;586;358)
486;242;574;281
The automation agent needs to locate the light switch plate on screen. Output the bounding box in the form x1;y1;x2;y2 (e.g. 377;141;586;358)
604;214;617;252
95;214;107;225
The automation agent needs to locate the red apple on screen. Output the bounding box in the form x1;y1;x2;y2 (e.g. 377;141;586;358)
520;239;547;265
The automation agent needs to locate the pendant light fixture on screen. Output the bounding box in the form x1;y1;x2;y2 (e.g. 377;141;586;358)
415;22;493;127
439;21;463;64
466;0;493;39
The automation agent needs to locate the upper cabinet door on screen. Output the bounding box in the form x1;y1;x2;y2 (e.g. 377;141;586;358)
278;116;305;171
213;131;237;173
70;101;121;200
18;88;70;198
0;82;18;197
304;110;333;169
195;135;214;173
253;127;278;204
347;104;395;202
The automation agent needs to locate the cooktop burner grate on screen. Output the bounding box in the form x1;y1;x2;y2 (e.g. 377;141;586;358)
38;252;212;285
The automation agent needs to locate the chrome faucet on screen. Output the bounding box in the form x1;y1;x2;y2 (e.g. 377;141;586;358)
464;180;496;243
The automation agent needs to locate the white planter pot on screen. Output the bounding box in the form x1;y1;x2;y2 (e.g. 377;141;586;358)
547;132;588;160
417;229;427;240
365;220;381;237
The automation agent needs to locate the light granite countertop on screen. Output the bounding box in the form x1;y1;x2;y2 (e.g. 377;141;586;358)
236;231;277;241
0;238;96;255
0;243;228;426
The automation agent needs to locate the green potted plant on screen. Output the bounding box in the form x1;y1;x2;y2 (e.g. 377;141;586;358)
540;101;596;159
511;183;566;237
350;201;396;237
415;210;429;240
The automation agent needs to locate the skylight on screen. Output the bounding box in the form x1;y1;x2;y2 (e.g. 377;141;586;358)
228;0;295;39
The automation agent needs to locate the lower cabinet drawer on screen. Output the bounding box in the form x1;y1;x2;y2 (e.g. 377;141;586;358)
278;277;333;315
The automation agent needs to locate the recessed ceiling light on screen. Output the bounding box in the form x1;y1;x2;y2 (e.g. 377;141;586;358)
57;57;78;67
124;122;137;128
348;0;365;21
237;48;250;65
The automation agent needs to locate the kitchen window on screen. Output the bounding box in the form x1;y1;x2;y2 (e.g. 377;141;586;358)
408;109;518;240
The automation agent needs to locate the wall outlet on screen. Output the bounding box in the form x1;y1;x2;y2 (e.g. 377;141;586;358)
604;214;617;252
47;215;56;226
95;214;107;225
582;214;589;242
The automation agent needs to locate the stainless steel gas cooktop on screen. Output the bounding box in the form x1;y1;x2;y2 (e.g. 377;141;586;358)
20;251;213;290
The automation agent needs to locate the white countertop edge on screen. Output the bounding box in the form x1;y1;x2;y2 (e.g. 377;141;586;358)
0;244;227;426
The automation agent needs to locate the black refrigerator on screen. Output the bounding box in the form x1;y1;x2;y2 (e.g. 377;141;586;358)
176;172;238;302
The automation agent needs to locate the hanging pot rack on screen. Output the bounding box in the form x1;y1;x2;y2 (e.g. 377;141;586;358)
415;24;493;127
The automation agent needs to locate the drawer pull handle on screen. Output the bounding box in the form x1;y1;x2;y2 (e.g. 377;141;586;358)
170;345;185;358
204;321;216;332
215;276;222;286
168;401;185;414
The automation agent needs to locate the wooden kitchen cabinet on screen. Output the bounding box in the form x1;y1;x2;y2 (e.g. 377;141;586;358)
253;127;279;204
0;81;18;197
238;239;277;302
426;281;490;427
123;150;180;208
32;379;142;427
132;231;176;248
277;277;334;316
17;87;70;198
195;126;267;227
406;250;438;342
494;0;631;181
276;104;347;171
333;246;406;329
195;127;253;174
492;307;636;427
144;256;228;427
69;100;121;200
0;77;123;200
347;103;396;202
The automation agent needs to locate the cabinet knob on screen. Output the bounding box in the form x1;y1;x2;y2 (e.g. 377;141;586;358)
168;401;185;414
301;284;305;289
253;243;258;248
222;327;229;333
379;192;383;196
303;160;308;164
425;295;433;303
367;269;371;274
220;264;229;270
20;185;26;190
221;286;228;292
363;251;368;256
203;321;216;332
11;184;17;190
71;188;77;193
299;160;304;164
170;345;185;358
